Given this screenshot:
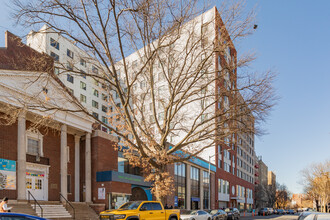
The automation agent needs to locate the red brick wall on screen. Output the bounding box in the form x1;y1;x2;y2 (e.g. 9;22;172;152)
0;119;77;201
164;164;175;207
0;121;18;199
90;133;129;208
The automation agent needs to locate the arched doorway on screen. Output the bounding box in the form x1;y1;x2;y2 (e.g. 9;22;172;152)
130;187;148;201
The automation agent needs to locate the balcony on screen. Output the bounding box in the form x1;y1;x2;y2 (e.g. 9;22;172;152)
255;172;259;177
255;164;259;169
26;154;50;166
254;180;259;185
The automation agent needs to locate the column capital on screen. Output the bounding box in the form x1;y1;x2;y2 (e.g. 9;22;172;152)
86;132;91;139
61;124;67;132
74;135;81;142
18;111;26;119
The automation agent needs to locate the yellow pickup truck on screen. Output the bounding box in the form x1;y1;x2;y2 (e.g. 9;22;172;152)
99;201;180;220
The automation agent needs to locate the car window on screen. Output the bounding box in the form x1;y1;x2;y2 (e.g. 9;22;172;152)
151;203;162;210
140;203;152;211
197;211;206;215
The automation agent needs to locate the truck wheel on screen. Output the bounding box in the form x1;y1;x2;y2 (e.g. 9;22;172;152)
170;218;177;220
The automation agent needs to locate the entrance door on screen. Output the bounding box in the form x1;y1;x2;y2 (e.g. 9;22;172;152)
26;175;45;200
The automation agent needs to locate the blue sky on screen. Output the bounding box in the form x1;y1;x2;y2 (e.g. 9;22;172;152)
1;0;330;194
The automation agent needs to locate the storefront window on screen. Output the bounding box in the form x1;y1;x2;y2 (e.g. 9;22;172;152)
190;166;200;210
203;171;209;209
109;193;130;209
118;152;143;176
174;163;186;209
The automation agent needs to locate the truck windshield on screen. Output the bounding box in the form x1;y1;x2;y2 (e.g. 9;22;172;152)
119;201;142;210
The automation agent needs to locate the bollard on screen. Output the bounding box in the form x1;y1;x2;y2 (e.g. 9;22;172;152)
244;211;246;217
263;212;265;216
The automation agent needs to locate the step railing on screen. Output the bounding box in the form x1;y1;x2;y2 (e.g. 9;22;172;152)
59;193;75;219
27;191;43;217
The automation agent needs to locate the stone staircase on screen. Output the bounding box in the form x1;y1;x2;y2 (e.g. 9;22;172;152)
34;204;72;219
8;201;99;220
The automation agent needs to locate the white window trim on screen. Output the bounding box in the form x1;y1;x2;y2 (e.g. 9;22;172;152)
26;128;44;157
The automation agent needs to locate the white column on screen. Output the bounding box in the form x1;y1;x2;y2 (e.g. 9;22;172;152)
74;135;80;202
60;124;68;201
17;112;26;200
200;169;204;210
85;133;91;203
186;164;191;210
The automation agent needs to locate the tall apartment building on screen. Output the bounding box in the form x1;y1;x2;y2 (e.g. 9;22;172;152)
27;25;124;139
117;6;257;210
256;156;269;208
268;171;276;188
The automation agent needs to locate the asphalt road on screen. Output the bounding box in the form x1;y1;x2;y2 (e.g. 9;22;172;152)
241;214;299;220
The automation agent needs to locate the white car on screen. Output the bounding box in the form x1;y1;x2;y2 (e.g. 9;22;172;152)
304;213;330;220
180;210;213;220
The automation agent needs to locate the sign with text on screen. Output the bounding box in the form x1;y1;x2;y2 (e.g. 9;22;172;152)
0;159;16;190
98;187;106;200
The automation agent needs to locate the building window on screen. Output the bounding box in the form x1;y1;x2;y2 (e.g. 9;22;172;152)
26;129;43;156
92;100;99;109
203;171;210;209
102;94;108;101
80;70;86;79
140;81;146;89
50;38;59;50
102;105;108;113
27;138;39;155
174;163;186;209
102;116;108;124
92;66;99;74
50;52;59;61
67;175;71;194
80;58;86;67
68;88;74;95
80;81;86;90
67;74;74;83
80;94;86;103
190;166;200;210
93;89;99;97
54;67;60;75
67;49;74;59
92;112;99;119
67;63;73;71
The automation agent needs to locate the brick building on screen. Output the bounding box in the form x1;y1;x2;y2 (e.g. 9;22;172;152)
0;32;152;211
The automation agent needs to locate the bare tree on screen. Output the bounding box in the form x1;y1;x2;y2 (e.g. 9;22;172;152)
301;160;330;212
10;0;277;200
275;183;291;209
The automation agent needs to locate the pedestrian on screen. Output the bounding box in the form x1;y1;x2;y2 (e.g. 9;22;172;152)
170;205;173;209
164;204;168;209
0;197;12;212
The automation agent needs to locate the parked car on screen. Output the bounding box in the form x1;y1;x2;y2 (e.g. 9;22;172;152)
180;210;212;220
268;208;274;215
288;209;295;214
258;208;269;216
298;211;318;220
0;213;47;219
224;208;240;220
99;201;180;220
207;209;227;220
277;209;285;215
273;209;278;214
